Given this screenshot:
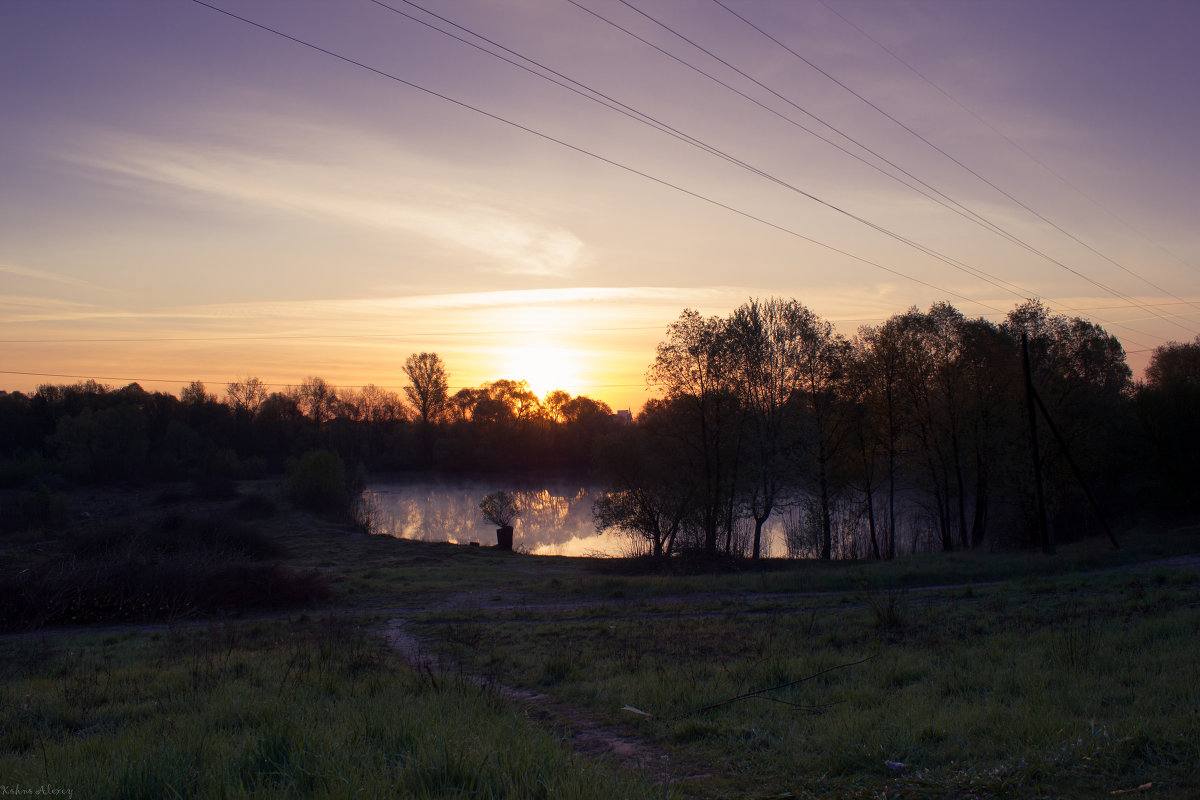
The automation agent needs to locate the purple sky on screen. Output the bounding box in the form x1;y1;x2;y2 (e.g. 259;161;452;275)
3;0;1198;409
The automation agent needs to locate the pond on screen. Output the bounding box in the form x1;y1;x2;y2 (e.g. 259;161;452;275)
364;478;795;558
364;479;622;557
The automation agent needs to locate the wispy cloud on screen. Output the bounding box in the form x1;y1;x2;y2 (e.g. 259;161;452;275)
0;263;99;290
66;124;586;277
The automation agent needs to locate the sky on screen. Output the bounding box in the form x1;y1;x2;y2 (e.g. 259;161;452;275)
3;0;1198;412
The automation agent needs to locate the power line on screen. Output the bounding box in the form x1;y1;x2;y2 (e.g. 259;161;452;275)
365;0;1167;346
707;0;1200;328
391;0;1035;262
560;0;1178;345
176;0;1188;355
814;0;1200;279
369;0;1044;310
184;0;1000;314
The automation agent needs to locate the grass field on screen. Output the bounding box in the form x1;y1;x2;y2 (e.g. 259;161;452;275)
2;483;1198;798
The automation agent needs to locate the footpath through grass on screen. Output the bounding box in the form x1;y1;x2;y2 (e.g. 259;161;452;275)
0;617;657;799
416;567;1200;798
2;484;1198;798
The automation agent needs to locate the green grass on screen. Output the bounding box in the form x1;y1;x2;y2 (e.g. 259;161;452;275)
3;482;1199;798
0;617;662;799
409;572;1200;798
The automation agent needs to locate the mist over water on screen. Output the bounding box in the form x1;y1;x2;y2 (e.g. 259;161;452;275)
365;479;618;556
365;479;795;558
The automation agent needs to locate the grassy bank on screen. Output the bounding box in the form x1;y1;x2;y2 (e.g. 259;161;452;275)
2;483;1198;798
0;617;659;799
414;569;1200;797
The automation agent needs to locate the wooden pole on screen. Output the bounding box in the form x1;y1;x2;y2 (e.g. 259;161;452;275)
1029;386;1121;549
1021;333;1053;554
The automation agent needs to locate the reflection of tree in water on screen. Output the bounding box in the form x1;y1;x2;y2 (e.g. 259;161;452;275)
366;482;602;551
366;486;479;544
509;488;591;550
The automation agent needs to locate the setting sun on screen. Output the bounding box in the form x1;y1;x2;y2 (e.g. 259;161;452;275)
500;343;585;399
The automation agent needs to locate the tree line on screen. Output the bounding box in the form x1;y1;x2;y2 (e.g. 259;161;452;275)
0;353;619;488
592;298;1199;559
1;297;1196;558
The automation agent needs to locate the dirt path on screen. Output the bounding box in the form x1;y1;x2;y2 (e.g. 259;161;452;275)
381;613;682;783
5;551;1196;789
377;584;698;784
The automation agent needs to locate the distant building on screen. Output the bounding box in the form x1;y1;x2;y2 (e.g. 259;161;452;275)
614;409;633;424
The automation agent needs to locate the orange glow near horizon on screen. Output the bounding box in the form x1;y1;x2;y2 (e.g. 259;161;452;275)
2;3;1197;415
0;286;1165;416
498;343;585;401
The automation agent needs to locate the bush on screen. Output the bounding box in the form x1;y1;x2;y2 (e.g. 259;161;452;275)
1;484;68;534
0;452;53;488
0;556;330;631
479;490;521;527
236;491;278;520
71;515;284;560
286;450;353;514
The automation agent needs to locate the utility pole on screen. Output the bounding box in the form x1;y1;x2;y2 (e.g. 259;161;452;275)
1021;332;1053;554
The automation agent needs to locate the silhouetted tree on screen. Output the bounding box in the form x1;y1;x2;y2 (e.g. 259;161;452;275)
403;352;449;426
647;309;742;555
291;377;339;430
480;379;541;423
1145;335;1200;389
786;305;851;560
543;390;572;423
725;298;809;559
850;318;910;559
593;399;696;557
180;380;215;405
1003;299;1133;544
1135;336;1200;512
404;352;448;466
226;376;268;415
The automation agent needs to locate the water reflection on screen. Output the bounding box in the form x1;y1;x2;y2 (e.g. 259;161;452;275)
365;479;619;557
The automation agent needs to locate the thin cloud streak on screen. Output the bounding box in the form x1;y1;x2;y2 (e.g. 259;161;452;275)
69;131;586;277
0;263;102;291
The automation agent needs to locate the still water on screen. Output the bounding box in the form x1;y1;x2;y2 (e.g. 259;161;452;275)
364;479;621;557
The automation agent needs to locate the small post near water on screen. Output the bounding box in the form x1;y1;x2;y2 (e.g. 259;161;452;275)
495;525;514;551
480;491;521;551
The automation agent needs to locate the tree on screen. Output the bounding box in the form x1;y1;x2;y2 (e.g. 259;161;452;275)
226;376;267;415
480;379;540;422
782;305;851;560
954;316;1019;549
1134;337;1200;511
560;394;613;425
543;390;572;423
403;352;449;426
646;309;742;555
180;380;214;405
851;319;909;559
725;298;810;559
1144;335;1200;390
1003;299;1134;545
291;377;339;429
356;383;406;423
593;399;696;557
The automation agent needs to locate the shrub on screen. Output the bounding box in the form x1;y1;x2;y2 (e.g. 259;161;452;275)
286;450;352;514
236;491;278;520
0;556;330;631
1;484;68;534
0;452;53;488
479;491;521;528
71;515;284;560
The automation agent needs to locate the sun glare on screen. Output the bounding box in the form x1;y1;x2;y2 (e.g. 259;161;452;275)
501;344;584;399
